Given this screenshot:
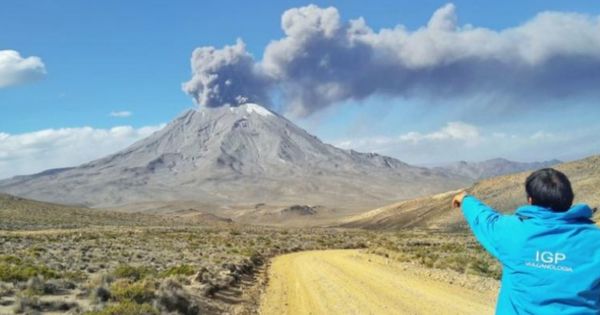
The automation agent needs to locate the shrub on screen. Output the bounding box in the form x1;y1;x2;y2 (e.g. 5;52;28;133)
470;257;502;279
87;273;114;288
154;278;199;315
64;270;88;282
440;255;470;273
13;294;41;313
0;282;14;297
0;255;21;264
90;286;111;303
0;262;59;282
112;264;155;281
23;276;46;296
110;279;156;304
160;265;196;278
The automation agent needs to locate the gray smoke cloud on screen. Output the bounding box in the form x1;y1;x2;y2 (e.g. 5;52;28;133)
184;4;600;116
182;39;272;107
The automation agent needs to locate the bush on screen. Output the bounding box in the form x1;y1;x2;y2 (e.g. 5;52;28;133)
110;279;155;304
23;276;46;296
0;255;21;264
64;270;88;282
90;285;111;303
14;294;41;313
0;262;59;282
470;257;502;279
0;282;14;297
441;255;470;273
155;278;199;315
112;264;155;281
160;265;196;278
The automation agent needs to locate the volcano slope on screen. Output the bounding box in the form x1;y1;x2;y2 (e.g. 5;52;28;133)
0;103;466;211
341;154;600;230
260;249;497;315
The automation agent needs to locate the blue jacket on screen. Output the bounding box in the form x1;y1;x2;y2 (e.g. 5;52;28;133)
462;195;600;314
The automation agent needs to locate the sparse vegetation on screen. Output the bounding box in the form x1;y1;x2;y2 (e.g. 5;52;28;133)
0;224;500;314
366;230;502;279
0;222;373;313
0;192;503;314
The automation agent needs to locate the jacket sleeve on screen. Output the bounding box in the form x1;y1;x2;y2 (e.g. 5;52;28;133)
461;195;506;259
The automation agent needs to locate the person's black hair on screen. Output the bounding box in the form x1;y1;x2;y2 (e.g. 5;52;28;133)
525;168;574;212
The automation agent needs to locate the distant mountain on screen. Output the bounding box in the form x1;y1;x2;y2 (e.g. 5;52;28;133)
340;155;600;230
0;103;467;210
435;158;561;180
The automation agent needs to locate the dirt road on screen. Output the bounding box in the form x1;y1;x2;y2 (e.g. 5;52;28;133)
259;249;497;315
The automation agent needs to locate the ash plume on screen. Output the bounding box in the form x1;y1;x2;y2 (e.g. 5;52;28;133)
184;3;600;116
182;39;272;107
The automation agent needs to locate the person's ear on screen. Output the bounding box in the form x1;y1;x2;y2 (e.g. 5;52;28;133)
528;197;533;205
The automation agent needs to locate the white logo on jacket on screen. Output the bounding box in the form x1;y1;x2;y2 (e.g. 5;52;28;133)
536;251;566;264
525;250;573;272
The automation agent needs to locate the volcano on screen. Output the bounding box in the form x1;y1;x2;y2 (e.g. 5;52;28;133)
0;103;466;209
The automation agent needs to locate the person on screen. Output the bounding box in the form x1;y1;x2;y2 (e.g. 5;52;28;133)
452;168;600;314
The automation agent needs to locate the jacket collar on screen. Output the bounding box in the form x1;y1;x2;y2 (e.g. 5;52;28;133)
515;203;593;223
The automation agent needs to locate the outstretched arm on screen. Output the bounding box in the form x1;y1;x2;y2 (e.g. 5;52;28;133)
452;193;504;259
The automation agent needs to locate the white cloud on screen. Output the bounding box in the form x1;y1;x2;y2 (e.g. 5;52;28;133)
336;121;481;150
109;111;133;118
530;131;557;140
334;122;600;165
0;124;165;179
0;50;46;88
399;122;480;144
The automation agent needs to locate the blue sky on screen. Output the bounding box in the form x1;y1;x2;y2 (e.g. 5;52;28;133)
1;0;600;178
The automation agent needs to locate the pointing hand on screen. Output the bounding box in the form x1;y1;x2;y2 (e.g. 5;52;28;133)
452;192;468;208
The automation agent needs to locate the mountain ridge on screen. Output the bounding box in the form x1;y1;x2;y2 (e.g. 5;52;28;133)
435;158;561;180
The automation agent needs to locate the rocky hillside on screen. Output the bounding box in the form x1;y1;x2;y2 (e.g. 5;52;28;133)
340;155;600;230
0;193;171;230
